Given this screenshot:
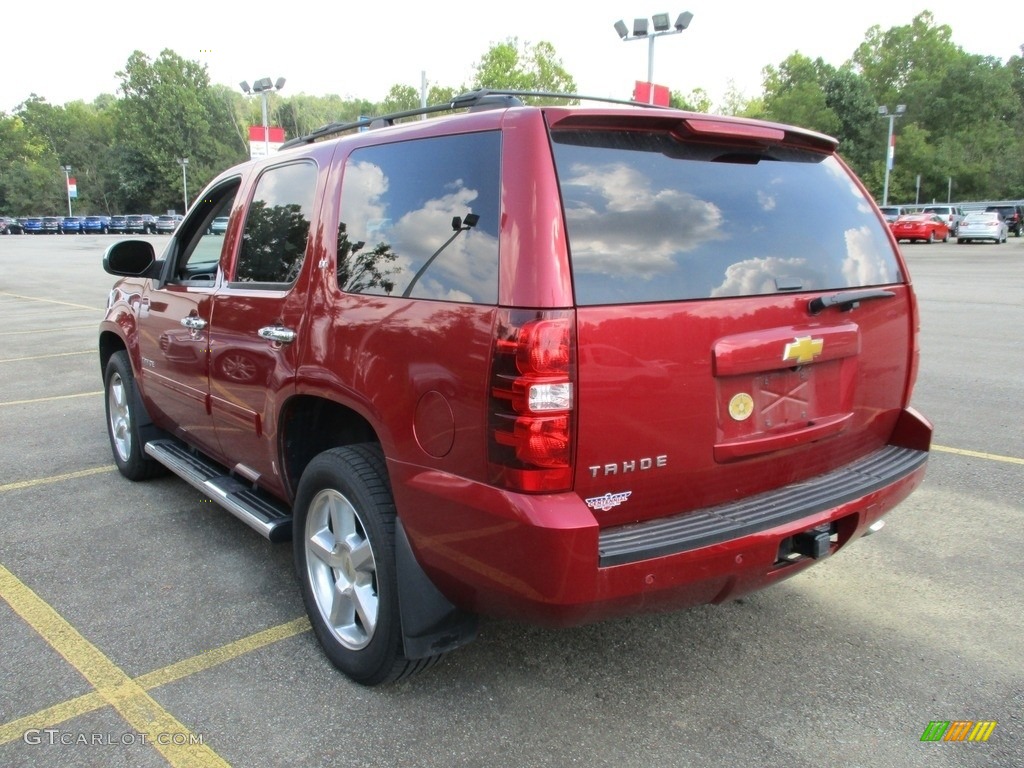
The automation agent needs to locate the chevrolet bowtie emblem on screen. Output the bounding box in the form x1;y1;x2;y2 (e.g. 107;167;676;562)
783;336;824;364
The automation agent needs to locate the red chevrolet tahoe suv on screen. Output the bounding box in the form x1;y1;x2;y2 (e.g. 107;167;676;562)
99;91;931;685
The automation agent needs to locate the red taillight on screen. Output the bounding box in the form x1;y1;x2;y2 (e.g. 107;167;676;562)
489;309;575;492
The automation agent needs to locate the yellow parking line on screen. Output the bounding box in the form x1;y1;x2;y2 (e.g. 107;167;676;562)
0;350;93;363
0;391;102;407
0;325;97;336
0;692;106;747
0;564;231;767
0;617;310;746
0;292;101;311
0;466;117;493
135;617;311;690
932;444;1024;466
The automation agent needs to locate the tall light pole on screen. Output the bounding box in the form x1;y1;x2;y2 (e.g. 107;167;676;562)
240;77;286;157
177;158;189;212
877;104;906;207
61;165;73;216
614;11;693;104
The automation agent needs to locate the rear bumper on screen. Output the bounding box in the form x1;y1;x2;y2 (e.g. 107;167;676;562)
391;410;931;627
598;444;925;567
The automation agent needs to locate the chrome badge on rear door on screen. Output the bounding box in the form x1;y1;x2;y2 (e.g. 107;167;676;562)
782;336;824;364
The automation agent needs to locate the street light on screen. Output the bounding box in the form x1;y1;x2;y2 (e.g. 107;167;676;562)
240;77;286;157
614;11;693;104
61;165;73;217
177;158;189;212
877;104;906;207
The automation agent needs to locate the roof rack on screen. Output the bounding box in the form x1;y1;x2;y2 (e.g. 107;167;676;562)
279;89;668;150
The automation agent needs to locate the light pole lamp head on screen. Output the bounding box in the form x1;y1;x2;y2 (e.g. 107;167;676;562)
675;11;693;30
239;81;251;94
252;77;274;92
652;13;670;32
274;77;286;91
614;19;629;39
632;18;648;36
877;105;889;116
895;104;907;115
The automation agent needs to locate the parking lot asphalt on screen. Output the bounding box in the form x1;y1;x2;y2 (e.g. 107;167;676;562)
0;233;1022;768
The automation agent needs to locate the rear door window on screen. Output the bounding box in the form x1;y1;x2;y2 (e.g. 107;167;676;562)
550;130;902;306
336;131;501;304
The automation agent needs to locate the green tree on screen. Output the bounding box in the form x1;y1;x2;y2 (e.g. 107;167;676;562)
0;112;57;215
117;49;244;213
670;88;711;112
470;39;576;101
16;97;121;214
853;12;959;97
852;11;1024;200
761;53;841;137
717;81;759;117
822;67;879;178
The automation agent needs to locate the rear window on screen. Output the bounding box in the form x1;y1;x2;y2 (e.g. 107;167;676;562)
986;206;1018;218
550;130;903;306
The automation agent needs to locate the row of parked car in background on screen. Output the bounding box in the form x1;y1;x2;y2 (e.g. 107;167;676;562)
879;203;1023;244
0;213;184;235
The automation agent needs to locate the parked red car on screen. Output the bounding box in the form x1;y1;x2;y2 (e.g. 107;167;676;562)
99;90;932;685
890;213;950;243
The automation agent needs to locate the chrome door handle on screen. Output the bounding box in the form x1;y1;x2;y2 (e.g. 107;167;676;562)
258;326;297;344
180;316;207;330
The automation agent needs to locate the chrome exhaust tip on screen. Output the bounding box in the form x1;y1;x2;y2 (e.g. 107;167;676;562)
862;519;886;537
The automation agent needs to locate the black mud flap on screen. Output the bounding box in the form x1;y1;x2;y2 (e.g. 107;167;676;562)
395;520;478;660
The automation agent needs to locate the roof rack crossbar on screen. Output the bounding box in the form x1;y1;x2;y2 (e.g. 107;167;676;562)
279;89;669;150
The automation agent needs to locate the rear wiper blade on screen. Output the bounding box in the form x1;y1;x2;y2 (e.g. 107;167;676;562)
807;289;895;315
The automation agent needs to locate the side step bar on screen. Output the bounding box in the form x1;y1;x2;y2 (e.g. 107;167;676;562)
145;439;292;542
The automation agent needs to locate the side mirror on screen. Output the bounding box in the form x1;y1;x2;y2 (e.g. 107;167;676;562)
103;240;158;277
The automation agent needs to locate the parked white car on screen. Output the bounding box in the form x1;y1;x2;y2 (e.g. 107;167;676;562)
921;205;964;236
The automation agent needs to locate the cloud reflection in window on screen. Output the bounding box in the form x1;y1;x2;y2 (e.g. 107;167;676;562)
560;162;726;279
338;133;501;304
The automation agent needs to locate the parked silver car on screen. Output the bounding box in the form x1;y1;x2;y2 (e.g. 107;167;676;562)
956;211;1008;244
155;214;183;233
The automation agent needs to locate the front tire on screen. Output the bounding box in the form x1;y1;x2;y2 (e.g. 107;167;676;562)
294;445;432;685
104;351;162;480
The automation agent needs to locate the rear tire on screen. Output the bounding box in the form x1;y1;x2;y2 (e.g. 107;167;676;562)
293;444;437;685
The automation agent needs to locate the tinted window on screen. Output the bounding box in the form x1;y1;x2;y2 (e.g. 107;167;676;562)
168;181;239;283
551;130;902;306
337;131;500;303
233;161;318;285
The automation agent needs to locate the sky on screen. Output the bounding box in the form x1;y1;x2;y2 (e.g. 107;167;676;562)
2;1;1022;116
